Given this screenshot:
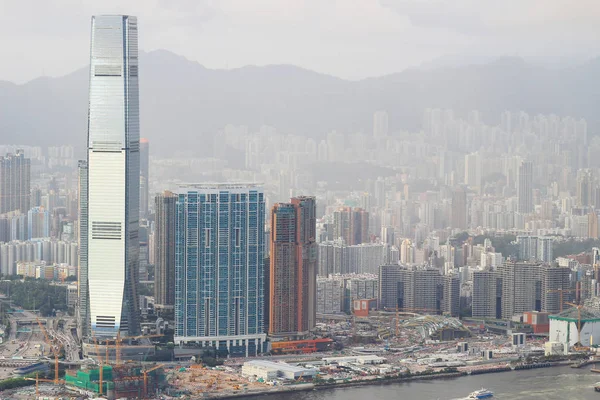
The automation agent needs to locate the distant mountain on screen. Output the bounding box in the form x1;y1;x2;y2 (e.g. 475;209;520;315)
0;50;598;157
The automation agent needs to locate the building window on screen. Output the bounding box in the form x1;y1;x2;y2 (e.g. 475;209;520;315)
236;228;241;247
205;229;210;248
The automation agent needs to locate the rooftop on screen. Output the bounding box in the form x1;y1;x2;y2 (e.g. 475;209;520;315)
244;360;310;373
550;306;600;322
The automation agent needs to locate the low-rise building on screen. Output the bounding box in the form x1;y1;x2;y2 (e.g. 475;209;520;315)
241;360;318;381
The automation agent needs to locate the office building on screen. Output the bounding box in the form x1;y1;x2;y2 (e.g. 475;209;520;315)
175;184;266;357
139;138;149;217
517;161;533;214
85;15;141;337
0;150;31;215
269;196;317;339
154;191;176;310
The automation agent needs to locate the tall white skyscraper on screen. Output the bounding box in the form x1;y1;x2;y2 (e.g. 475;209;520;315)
84;15;140;338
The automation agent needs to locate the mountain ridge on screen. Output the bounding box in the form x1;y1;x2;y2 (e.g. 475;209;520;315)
0;50;598;156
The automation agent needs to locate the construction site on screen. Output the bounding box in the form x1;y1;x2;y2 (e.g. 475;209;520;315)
25;320;167;399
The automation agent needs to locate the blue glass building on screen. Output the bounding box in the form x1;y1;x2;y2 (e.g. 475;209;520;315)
175;184;266;357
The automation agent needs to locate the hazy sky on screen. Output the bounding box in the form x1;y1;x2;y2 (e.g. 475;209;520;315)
1;0;599;83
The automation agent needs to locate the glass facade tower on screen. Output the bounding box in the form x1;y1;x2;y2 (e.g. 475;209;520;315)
175;184;266;357
85;15;140;338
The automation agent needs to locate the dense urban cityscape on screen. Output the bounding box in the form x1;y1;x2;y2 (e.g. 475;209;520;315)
0;6;599;400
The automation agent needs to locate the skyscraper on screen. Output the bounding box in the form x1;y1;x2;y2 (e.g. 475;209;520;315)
373;110;389;139
139;138;149;217
154;191;176;310
517;161;533;214
85;15;140;337
0;150;31;215
27;206;50;239
333;207;369;245
269;196;317;339
175;184;266;357
451;186;467;230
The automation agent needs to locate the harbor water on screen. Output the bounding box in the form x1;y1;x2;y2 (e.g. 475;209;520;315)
242;366;600;399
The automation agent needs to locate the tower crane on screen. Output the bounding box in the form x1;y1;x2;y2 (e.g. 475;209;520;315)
142;363;164;398
546;288;590;312
36;318;64;385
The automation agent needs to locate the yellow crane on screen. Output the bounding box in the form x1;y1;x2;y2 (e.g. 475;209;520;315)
142;363;164;398
92;335;105;396
25;372;65;398
36;318;63;385
546;288;590;312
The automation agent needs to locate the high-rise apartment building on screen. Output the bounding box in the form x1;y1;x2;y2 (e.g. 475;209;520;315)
373;110;389;139
451;186;467;230
84;15;141;337
0;150;31;215
27;207;50;240
269;196;317;339
472;270;500;319
517;235;553;262
517;161;533;214
139;138;149;217
378;265;457;316
318;240;389;276
333;207;369;245
175;184;266;356
498;261;571;319
154;191;176;310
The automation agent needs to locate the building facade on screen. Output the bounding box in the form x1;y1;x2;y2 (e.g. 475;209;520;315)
78;160;89;337
175;184;266;357
269;197;317;339
139;138;149;217
0;150;31;215
85;15;141;337
517;161;533;214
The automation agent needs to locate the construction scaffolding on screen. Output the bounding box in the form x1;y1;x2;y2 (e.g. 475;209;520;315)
64;363;165;398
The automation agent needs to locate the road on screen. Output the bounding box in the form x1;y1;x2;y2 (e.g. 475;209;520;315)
0;295;81;370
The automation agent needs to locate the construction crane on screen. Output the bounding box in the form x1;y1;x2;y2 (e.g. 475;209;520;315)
36;318;63;385
142;364;164;398
546;288;590;312
92;335;105;396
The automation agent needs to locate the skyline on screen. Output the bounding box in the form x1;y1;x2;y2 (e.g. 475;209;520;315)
0;0;599;83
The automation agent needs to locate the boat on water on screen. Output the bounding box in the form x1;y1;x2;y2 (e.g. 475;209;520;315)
594;382;600;392
468;388;494;399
